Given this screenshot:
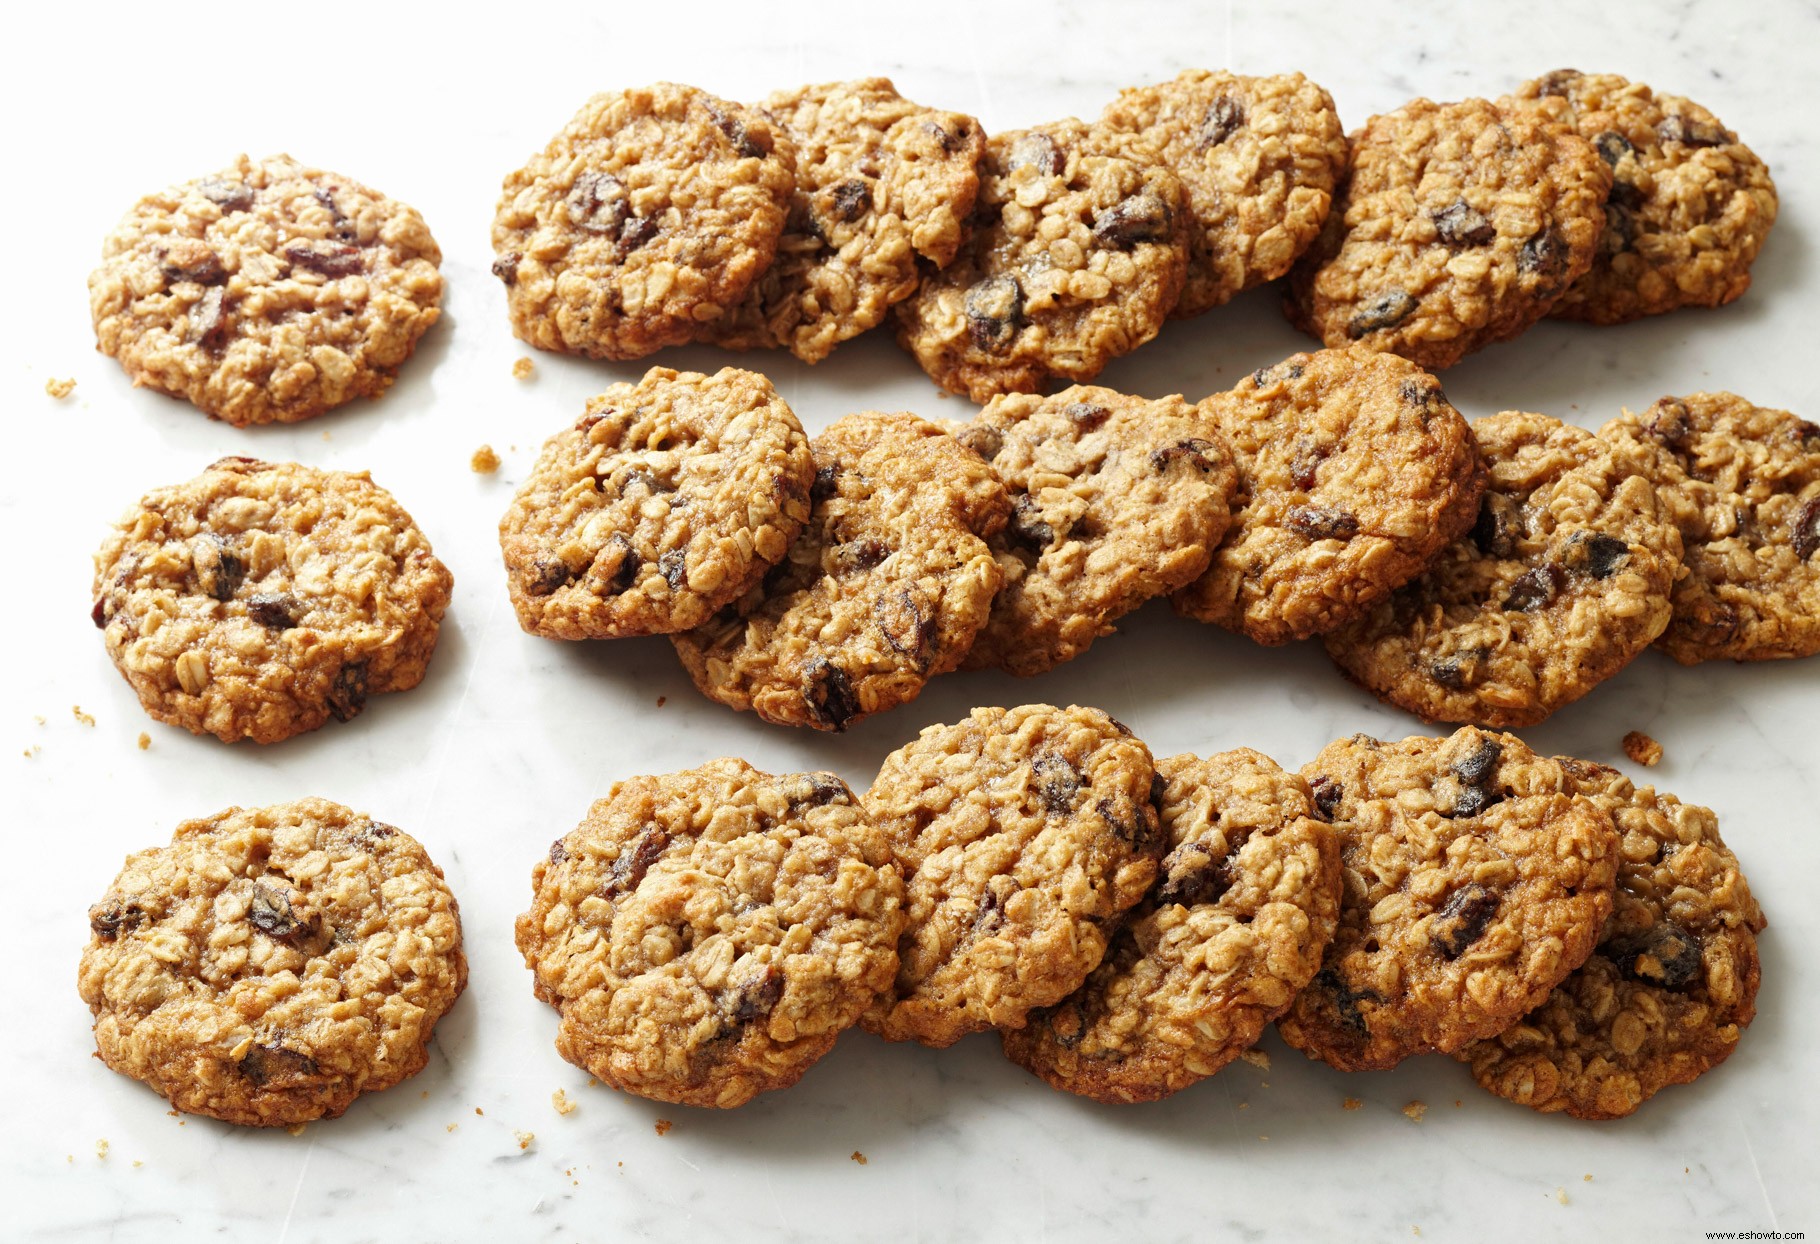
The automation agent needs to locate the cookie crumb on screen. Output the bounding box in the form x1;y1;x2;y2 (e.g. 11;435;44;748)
45;377;77;399
1622;730;1663;767
446;1123;459;1134
132;1160;143;1168
72;705;95;727
513;357;535;380
474;1107;484;1116
656;695;667;707
285;1123;306;1137
1583;1174;1593;1182
1555;1188;1569;1206
23;746;38;759
552;1089;576;1116
95;1139;109;1160
471;445;501;474
1238;1048;1270;1071
653;1119;673;1137
516;1131;535;1151
850;1151;868;1165
137;732;150;749
34;715;45;726
1342;1096;1363;1111
1402;1101;1427;1123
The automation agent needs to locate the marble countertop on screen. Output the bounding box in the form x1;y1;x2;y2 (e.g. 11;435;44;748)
5;1;1815;1240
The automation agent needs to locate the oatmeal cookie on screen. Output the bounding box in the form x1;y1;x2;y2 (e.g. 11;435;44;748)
78;799;466;1127
1326;410;1682;727
492;83;796;360
1096;70;1348;317
1279;729;1619;1071
1004;749;1341;1103
701;78;984;361
1170;347;1483;645
671;412;1008;731
1600;392;1820;663
862;704;1162;1047
92;457;452;744
500;367;814;639
894;120;1189;401
1518;70;1778;324
88;154;443;426
1286;96;1610;370
515;761;902;1108
954;386;1236;676
1462;759;1764;1118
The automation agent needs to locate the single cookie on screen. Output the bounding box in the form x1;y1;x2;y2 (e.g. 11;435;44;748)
514;761;903;1108
1600;392;1820;663
894;119;1189;401
1286;96;1610;370
1003;748;1341;1103
1096;69;1348;317
1170;347;1483;645
954;386;1236;676
92;457;452;744
1460;759;1765;1119
88;154;443;426
492;83;796;360
862;704;1162;1047
1518;70;1778;324
1278;729;1619;1071
499;367;814;639
671;411;1008;731
78;799;466;1127
1326;410;1682;727
700;78;985;361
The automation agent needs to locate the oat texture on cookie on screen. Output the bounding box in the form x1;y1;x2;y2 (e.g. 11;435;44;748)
92;457;453;744
88;154;443;426
78;800;466;1127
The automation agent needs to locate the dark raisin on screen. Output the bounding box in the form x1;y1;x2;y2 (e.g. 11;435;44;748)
1645;399;1693;447
327;662;369;722
1288;505;1360;541
785;772;850;809
1006;132;1064;176
1092;192;1171;248
1792;498;1820;561
972;886;1006;937
525;556;574;597
1471;494;1523;559
1430;655;1469;689
924;119;967;152
359;821;398;844
1150;438;1220;473
239;1044;318;1087
1592;130;1635;167
1154;841;1231;908
1613;922;1703;989
1031;751;1082;814
1603;203;1640;252
617;467;675;497
1452;735;1503;787
1310;777;1343;821
1504;563;1566;612
825;178;872;224
1315;969;1381;1037
548;839;569;865
1399;378;1445;408
162;247;227;286
810;464;842;503
1432;200;1495;247
1290;439;1331;489
197;178;255;213
246;593;302;630
659;549;687;590
1063;402;1111;430
729;966;784;1027
964;275;1024;351
831;538;889;575
1790;420;1820;451
89;902;144;940
803;657;859;731
1149;771;1169;807
604;826;670;897
1347;290;1418;337
192;287;230;349
956;423;1003;462
597;535;640;594
1452;785;1499;818
617;214;659;257
1431;884;1499;959
284;240;363;278
706;101;766;157
249;884;306;942
1096;796;1157;851
91;598;108;629
1195;96;1246;149
491;252;522;286
1657;115;1728;148
1518;229;1567;281
875;589;934;664
566;172;628;234
193;533;246;602
1006;494;1055;552
1564;531;1630;579
1533;69;1582;98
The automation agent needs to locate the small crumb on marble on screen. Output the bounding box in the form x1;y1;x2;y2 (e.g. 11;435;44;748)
1403;1101;1427;1123
446;1123;459;1134
133;1160;143;1169
95;1139;110;1159
1584;1174;1593;1182
1239;1049;1270;1072
23;746;39;759
66;1155;73;1164
137;733;150;750
513;357;535;380
1413;1229;1422;1238
1555;1188;1569;1206
1622;730;1663;767
656;696;667;707
46;377;77;399
471;445;501;474
34;715;45;726
850;1151;868;1166
321;430;332;441
654;1119;673;1137
475;1107;485;1116
72;705;95;727
1342;1097;1363;1111
285;1123;307;1137
516;1131;535;1151
934;389;950;399
552;1089;576;1116
1238;1102;1248;1110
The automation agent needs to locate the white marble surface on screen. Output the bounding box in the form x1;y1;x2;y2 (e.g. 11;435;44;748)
4;1;1816;1239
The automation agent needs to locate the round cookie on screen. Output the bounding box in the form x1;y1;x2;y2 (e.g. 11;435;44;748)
1325;410;1682;727
1278;728;1619;1072
671;411;1008;731
514;761;903;1108
92;457;453;744
1170;347;1484;645
1460;759;1765;1119
492;83;797;360
1003;748;1341;1103
954;386;1236;676
862;704;1163;1048
701;78;985;362
500;367;814;639
1518;70;1779;324
893;119;1190;402
88;154;443;426
1286;96;1610;370
1096;70;1349;317
1600;392;1820;663
78;799;466;1127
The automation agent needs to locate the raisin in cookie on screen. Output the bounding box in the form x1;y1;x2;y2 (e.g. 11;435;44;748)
1518;70;1778;324
1004;749;1341;1103
1096;70;1348;317
515;761;902;1108
92;457;452;744
1460;759;1765;1119
1600;392;1819;663
1278;729;1619;1072
701;78;984;362
671;412;1008;731
862;704;1162;1047
79;800;465;1127
500;367;814;639
88;154;443;426
1170;347;1483;645
1286;96;1610;370
894;120;1189;401
1326;410;1682;727
492;83;796;360
954;386;1236;676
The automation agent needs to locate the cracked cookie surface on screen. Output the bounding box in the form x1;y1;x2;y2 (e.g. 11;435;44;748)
92;457;453;744
862;704;1162;1048
671;411;1008;731
79;799;466;1127
1326;410;1681;727
1096;69;1348;317
1003;748;1341;1103
1287;96;1609;370
515;761;903;1108
500;367;814;639
1170;347;1483;645
492;83;796;360
1278;728;1619;1071
89;154;443;426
